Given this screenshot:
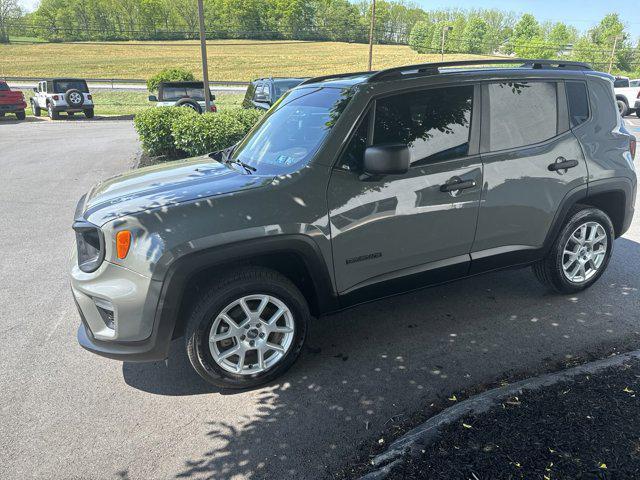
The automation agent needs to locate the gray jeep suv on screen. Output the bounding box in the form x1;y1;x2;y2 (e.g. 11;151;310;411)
71;59;637;389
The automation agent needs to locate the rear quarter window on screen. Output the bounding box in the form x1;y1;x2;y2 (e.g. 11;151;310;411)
566;81;590;127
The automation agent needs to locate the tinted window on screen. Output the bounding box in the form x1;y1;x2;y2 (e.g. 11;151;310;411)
487;82;557;151
0;82;8;91
566;81;590;127
53;80;89;93
339;112;370;171
630;80;639;87
373;85;473;166
161;86;207;101
273;79;304;99
614;78;629;88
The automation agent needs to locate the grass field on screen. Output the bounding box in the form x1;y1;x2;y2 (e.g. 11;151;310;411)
0;39;489;81
18;89;244;117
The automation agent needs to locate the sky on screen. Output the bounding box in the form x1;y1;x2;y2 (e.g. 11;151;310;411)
16;0;640;40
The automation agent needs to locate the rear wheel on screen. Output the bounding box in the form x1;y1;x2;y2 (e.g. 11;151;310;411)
185;267;309;389
47;103;59;120
617;99;628;117
533;208;614;294
15;110;26;120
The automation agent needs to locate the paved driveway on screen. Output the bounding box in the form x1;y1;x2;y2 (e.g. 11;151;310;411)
1;118;639;480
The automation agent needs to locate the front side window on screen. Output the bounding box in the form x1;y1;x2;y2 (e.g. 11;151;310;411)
487;82;558;151
373;85;474;166
232;87;353;174
566;81;590;127
339;112;370;171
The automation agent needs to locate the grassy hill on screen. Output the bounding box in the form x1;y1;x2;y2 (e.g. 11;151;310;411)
0;39;490;81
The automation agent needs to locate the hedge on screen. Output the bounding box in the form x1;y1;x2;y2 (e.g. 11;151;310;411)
171;108;265;157
146;67;195;92
133;107;198;157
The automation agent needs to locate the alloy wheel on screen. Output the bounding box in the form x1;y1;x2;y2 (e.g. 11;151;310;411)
562;221;608;283
208;294;295;375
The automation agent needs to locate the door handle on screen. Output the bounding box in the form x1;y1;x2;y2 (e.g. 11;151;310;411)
548;158;579;172
440;178;476;193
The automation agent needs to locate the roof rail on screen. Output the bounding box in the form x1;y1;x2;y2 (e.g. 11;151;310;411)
298;70;374;86
367;59;593;82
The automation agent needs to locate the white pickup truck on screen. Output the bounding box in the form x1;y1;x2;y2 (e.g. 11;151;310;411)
614;77;640;117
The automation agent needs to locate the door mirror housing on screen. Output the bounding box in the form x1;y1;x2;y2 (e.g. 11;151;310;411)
363;144;410;176
148;94;158;102
33;87;38;93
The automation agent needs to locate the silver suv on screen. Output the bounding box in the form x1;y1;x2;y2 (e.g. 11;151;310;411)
71;59;637;389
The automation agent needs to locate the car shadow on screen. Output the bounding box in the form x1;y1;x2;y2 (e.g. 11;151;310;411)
122;236;640;479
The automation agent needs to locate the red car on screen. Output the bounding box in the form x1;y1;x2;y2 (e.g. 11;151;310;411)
0;81;27;120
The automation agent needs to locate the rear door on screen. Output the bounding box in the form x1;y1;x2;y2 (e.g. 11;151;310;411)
471;79;588;271
328;84;483;294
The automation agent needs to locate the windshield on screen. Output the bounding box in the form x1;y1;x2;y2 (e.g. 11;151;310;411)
53;80;89;93
232;87;353;175
161;86;207;101
273;79;304;99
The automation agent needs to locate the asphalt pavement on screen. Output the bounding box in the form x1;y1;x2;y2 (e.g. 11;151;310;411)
1;117;639;480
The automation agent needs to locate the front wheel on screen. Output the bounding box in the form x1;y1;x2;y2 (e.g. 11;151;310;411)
185;267;309;389
533;207;614;294
15;110;26;120
32;101;41;117
617;99;628;117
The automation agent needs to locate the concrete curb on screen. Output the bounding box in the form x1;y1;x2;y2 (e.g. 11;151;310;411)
361;350;640;480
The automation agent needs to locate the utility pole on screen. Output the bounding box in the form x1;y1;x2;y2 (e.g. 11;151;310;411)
197;0;212;112
441;26;453;62
607;35;621;74
367;0;376;71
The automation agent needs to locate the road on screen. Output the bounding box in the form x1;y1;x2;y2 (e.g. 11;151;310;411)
1;117;639;480
8;80;247;94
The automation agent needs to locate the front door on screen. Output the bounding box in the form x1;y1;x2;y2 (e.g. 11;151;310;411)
328;84;483;296
471;80;588;270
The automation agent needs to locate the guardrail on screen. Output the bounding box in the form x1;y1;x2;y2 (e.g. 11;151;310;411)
1;76;250;88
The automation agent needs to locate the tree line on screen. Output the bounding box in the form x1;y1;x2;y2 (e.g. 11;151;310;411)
2;0;639;73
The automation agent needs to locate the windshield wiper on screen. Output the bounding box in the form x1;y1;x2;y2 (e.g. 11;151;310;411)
208;144;256;174
226;158;256;174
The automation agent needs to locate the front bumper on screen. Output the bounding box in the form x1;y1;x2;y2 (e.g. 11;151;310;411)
71;252;171;362
0;103;26;112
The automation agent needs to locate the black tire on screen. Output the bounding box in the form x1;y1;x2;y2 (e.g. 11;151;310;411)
176;98;202;114
15;110;26;120
31;100;41;117
636;110;640;119
48;103;59;120
617;98;628;117
533;207;614;294
67;112;74;117
0;112;4;117
185;267;310;389
65;88;84;107
84;108;94;119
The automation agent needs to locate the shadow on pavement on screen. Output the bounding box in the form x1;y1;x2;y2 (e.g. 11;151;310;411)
122;237;640;479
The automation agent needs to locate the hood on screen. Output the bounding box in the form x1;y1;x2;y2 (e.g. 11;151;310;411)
81;155;273;225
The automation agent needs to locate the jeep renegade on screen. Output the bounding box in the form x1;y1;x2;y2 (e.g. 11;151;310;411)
71;59;637;389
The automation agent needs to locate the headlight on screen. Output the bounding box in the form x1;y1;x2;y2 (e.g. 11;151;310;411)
73;221;105;273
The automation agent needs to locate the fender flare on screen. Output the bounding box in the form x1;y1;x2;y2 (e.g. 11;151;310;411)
152;235;339;341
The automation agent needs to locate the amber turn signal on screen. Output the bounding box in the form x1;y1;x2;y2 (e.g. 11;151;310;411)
116;230;132;259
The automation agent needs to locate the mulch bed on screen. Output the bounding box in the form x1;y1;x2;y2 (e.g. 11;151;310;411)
389;360;640;479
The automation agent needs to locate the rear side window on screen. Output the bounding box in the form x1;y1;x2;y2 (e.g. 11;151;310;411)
566;81;590;127
373;85;474;166
614;78;629;88
487;82;557;151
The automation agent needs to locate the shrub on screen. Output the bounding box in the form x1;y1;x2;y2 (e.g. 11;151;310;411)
133;107;197;157
147;67;195;92
172;108;265;157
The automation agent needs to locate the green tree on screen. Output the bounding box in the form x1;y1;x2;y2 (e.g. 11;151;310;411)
408;20;433;53
461;16;488;54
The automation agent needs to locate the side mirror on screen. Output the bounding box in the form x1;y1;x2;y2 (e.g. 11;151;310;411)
363;144;410;176
209;91;216;101
33;87;38;93
148;94;158;102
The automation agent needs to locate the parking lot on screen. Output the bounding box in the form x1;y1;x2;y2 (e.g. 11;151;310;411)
1;117;639;479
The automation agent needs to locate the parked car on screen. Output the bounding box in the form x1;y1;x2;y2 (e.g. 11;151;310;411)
71;59;637;389
0;81;27;120
31;78;94;119
148;81;217;113
613;76;640;117
242;77;307;110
